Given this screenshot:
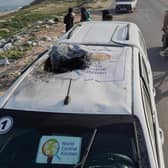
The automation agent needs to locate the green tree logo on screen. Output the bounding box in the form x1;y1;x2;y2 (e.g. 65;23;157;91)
42;139;60;163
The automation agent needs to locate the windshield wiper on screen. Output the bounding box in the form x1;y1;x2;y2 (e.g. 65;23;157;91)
74;128;97;168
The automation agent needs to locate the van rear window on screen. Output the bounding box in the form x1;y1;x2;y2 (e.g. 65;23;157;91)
0;111;149;168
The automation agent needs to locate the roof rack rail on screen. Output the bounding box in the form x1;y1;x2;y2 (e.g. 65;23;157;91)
126;24;130;40
20;49;48;75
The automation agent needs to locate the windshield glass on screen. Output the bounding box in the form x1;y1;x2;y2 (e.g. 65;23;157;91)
0;110;139;168
84;125;137;168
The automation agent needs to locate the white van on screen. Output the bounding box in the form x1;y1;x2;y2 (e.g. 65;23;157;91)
0;21;165;168
115;0;137;12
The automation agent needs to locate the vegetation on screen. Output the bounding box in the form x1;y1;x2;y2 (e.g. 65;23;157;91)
0;44;32;59
0;48;23;59
0;0;109;59
0;0;86;39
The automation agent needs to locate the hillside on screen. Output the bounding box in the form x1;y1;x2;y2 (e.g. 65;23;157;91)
0;0;85;39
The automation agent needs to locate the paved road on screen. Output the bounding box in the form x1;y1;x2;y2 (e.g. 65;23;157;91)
111;0;168;166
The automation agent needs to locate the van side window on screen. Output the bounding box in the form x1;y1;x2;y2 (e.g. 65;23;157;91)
134;117;151;168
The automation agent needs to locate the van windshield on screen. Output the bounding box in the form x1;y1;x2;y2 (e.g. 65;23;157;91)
0;110;146;168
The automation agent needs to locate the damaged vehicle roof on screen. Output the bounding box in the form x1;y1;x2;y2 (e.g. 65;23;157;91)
0;44;132;115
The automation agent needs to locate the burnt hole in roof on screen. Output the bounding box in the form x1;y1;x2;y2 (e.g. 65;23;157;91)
44;44;91;74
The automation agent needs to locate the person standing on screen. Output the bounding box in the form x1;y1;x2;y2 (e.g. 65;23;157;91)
64;8;75;32
80;7;91;22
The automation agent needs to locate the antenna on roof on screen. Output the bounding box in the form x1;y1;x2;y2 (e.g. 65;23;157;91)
64;79;72;105
126;24;130;40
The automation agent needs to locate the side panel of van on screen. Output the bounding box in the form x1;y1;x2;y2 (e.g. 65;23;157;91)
140;53;165;168
135;47;165;168
133;48;157;168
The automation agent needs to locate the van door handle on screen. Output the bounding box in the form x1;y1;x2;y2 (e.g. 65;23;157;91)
159;128;164;145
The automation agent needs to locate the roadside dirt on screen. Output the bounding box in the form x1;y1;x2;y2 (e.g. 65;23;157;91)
0;0;113;96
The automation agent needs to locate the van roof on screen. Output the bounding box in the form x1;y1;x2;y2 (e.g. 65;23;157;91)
0;45;133;115
0;46;132;114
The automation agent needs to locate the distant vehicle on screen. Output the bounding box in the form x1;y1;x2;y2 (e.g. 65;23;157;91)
0;21;165;168
115;0;137;12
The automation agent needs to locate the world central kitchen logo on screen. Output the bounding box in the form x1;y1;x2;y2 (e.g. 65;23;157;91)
42;139;60;163
37;136;81;164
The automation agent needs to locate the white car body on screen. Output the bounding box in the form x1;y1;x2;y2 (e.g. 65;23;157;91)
0;21;165;168
115;0;138;12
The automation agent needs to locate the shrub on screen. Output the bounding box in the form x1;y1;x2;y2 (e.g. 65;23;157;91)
0;47;23;59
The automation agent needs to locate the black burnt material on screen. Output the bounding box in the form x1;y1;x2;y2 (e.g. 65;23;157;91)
45;44;90;73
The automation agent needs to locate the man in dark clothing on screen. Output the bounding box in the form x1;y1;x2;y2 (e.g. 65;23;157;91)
64;8;75;32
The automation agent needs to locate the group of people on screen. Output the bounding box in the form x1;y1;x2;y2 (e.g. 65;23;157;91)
64;7;91;32
64;7;113;32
